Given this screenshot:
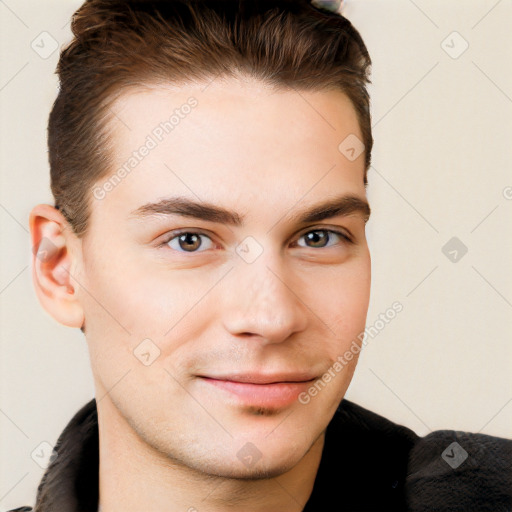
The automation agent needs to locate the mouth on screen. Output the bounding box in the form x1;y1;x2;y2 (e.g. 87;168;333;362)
197;373;317;408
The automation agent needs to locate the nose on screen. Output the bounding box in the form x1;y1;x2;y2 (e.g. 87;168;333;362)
221;254;309;345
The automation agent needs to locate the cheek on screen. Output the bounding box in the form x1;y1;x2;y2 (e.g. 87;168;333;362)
307;261;370;409
81;250;206;335
318;256;371;339
79;254;219;378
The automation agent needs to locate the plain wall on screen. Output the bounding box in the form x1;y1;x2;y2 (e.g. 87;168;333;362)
1;0;511;510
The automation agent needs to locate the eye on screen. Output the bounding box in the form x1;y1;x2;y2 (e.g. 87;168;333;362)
159;227;353;254
294;229;352;249
163;231;215;253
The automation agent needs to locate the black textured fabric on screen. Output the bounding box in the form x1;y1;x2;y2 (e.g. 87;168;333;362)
7;398;512;512
405;429;512;512
303;400;418;511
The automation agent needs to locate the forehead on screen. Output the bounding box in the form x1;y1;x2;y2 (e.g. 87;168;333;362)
91;77;366;226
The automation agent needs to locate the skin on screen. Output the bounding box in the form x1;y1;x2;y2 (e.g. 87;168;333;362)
30;76;371;512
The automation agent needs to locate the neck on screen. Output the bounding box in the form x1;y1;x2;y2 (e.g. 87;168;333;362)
97;396;324;512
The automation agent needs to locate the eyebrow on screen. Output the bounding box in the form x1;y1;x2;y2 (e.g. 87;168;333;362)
129;194;371;226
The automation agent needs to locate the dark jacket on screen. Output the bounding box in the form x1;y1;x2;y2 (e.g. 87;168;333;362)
8;398;512;512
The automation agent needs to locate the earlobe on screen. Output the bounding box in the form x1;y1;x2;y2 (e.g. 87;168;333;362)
29;204;85;329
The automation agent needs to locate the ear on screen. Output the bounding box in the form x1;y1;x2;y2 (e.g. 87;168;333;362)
29;204;85;329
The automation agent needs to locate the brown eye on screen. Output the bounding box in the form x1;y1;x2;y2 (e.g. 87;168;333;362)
296;229;351;249
165;232;214;252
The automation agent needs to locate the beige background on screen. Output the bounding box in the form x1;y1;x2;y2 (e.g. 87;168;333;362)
1;0;511;509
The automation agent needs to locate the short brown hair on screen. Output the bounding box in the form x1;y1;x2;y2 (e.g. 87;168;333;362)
49;0;372;237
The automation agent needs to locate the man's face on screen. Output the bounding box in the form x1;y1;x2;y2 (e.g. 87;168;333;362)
75;77;371;478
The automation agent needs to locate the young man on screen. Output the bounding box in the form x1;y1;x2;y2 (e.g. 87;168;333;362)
12;0;511;511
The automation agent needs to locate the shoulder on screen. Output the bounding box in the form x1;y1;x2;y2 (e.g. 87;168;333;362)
405;428;512;511
328;400;512;510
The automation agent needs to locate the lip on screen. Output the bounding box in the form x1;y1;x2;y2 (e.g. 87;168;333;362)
198;374;316;408
198;372;317;384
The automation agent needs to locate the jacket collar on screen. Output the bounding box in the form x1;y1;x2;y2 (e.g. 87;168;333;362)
34;399;99;512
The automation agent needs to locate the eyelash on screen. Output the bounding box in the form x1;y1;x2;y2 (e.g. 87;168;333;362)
157;227;354;253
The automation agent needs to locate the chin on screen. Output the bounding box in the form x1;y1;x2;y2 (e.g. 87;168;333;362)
199;454;303;481
171;434;312;481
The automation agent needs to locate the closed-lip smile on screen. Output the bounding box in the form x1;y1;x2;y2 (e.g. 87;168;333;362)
197;372;317;384
197;372;317;408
